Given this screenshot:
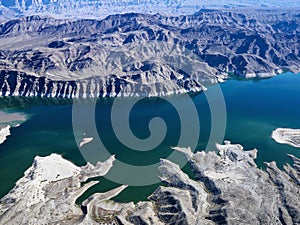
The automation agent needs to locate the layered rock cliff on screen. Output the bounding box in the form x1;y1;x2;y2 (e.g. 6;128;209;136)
1;141;299;224
0;9;299;97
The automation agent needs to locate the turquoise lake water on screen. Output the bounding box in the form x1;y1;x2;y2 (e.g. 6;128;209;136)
0;72;300;203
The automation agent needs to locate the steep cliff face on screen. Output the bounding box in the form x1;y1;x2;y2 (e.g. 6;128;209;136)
0;69;207;98
0;10;299;98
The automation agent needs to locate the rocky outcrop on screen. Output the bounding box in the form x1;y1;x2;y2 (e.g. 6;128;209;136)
1;141;299;224
104;142;300;224
0;154;126;225
0;10;299;98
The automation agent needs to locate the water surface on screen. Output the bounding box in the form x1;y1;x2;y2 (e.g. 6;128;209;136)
0;72;300;203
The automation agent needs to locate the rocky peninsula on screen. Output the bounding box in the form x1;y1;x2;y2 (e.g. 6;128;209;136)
1;141;299;224
0;154;122;224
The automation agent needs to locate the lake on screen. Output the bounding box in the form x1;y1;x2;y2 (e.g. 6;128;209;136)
0;72;300;203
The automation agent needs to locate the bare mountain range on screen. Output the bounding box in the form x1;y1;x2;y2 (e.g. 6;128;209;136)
0;0;299;21
0;9;299;98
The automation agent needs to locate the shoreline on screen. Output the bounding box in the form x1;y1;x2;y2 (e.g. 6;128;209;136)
1;72;298;100
1;142;299;224
0;125;10;145
0;111;27;145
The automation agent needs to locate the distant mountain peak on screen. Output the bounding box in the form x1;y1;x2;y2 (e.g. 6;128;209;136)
0;0;299;21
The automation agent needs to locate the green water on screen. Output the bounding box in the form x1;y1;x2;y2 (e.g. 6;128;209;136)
0;72;300;204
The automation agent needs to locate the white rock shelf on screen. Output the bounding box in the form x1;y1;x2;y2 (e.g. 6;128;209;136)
272;128;300;148
1;141;300;224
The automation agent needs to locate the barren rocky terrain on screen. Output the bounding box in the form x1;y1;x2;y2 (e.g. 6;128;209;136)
1;142;299;224
0;9;299;97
